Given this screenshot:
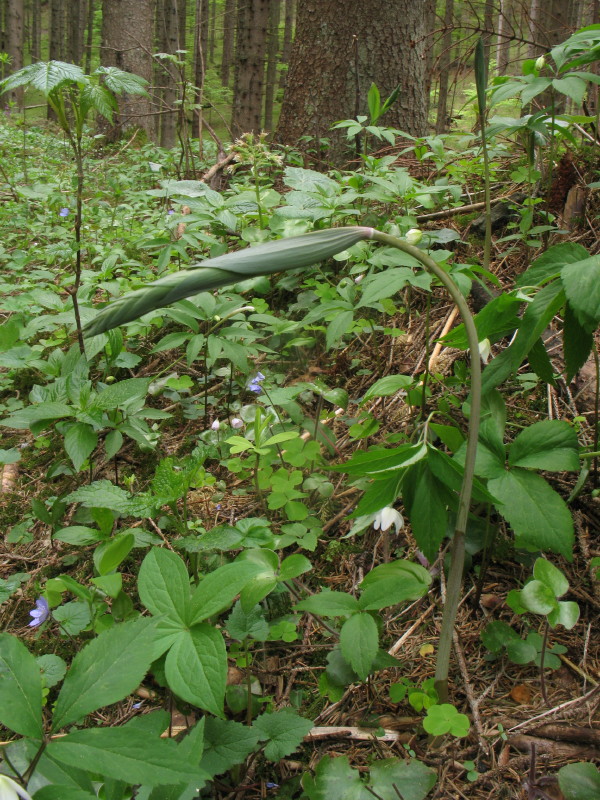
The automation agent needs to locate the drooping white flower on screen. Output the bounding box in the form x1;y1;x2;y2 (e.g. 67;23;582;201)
354;274;364;284
0;775;34;800
405;228;423;245
535;55;546;71
211;419;220;431
478;338;491;364
373;506;404;534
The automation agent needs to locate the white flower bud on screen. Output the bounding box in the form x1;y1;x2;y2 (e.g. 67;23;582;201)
535;55;546;71
405;228;423;245
231;418;244;429
211;419;220;431
478;338;491;364
354;274;364;284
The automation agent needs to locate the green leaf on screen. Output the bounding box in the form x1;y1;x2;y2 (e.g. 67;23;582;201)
552;76;587;104
488;468;573;559
362;374;413;401
37;654;68;689
226;602;270;642
561;254;600;331
253;710;313;761
138;547;191;626
93;378;150;409
1;402;74;430
474;38;487;117
84;228;375;337
278;553;312;582
295;590;360;617
548;600;580;630
188;561;262;624
200;717;260;777
95;65;149;96
520;579;557;615
94;533;134;575
516;242;589;288
0;633;44;738
0;447;21;464
506;638;537;664
358;268;421;308
564;303;594;382
367;82;381;123
481;281;566;394
333;442;427;476
558;762;600;800
480;620;519;653
340;612;379;681
1;60;85;95
368;758;437;800
423;704;470;737
47;727;204;787
303;755;372;800
508;420;579;472
53;601;91;635
53;526;105;545
533;557;569;597
33;788;97;800
52;617;157;731
358;561;431;610
165;625;226;717
403;463;449;563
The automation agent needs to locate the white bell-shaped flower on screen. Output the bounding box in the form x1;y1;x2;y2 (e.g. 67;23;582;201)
373;506;405;534
0;776;34;800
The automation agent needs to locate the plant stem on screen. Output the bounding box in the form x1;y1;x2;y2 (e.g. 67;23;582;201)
369;231;482;702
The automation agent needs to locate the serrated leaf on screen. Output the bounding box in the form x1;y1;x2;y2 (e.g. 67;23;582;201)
200;717;260;777
561;254;600;331
93;378;150;409
516;241;589;288
340;612;378;681
1;402;74;429
47;727;203;787
52;617;157;731
253;710;313;761
508;420;579;472
138;547;190;625
0;633;44;738
564;303;594;382
64;480;131;512
369;758;437;800
165;625;226;717
37;654;67;689
303;755;371;800
488;468;573;559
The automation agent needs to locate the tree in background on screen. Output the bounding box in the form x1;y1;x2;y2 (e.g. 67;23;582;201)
232;0;270;135
276;0;434;164
6;0;23;106
101;0;155;140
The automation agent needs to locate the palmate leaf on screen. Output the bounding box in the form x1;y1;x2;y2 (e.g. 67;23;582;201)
83;227;375;337
94;65;149;96
81;84;118;122
1;61;86;96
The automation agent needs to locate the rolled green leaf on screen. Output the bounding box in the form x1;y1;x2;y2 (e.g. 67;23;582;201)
83;226;374;337
474;38;487;119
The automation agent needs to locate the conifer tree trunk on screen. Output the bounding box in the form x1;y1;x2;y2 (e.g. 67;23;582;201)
101;0;155;140
7;0;24;107
49;0;65;61
220;0;235;85
496;0;511;75
435;0;454;133
192;0;209;139
232;0;270;134
279;0;295;88
30;0;41;61
157;0;180;148
68;0;87;65
84;0;94;74
263;0;280;131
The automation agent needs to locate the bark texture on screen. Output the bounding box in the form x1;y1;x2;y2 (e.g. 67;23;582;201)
101;0;155;139
232;0;270;134
7;0;24;107
276;0;433;164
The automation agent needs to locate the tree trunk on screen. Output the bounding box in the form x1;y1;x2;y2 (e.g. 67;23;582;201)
263;0;280;132
208;0;216;63
276;0;433;164
84;0;94;74
68;0;87;64
232;0;270;135
49;0;65;61
533;0;574;111
101;0;155;140
435;0;454;133
220;0;235;85
156;0;180;148
496;0;511;75
30;0;41;61
7;0;24;107
279;0;295;88
191;0;209;139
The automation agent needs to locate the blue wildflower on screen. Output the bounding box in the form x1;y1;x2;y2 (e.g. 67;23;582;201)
248;371;265;394
28;597;49;628
266;783;279;790
59;208;70;217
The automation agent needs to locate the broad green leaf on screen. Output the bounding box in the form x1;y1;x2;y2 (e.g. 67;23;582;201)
303;755;372;800
561;254;600;331
188;561;262;624
53;526;104;546
358;561;431;610
488;468;573;559
253;710;313;761
481;281;565;394
200;717;260;777
403;463;449;562
368;758;437;800
1;402;74;429
508;420;579;472
358;268;422;307
138;547;191;625
442;293;522;350
0;633;44;738
533;557;569;597
520;580;557;615
295;590;360;617
52;617;157;731
37;654;67;689
0;60;85;95
362;374;413;401
480;620;519;653
333;442;427;475
564;303;594;382
94;533;134;575
278;553;312;582
47;727;203;787
548;600;580;630
64;480;131;512
84;228;375;337
93;378;150;409
33;787;97;800
226;601;270;642
506;638;537;665
552;76;587;104
165;625;226;717
52;601;92;636
516;241;589;287
340;612;379;681
558;762;600;800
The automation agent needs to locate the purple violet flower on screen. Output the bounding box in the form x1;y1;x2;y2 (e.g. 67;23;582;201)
28;597;49;628
59;208;70;217
248;371;266;394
